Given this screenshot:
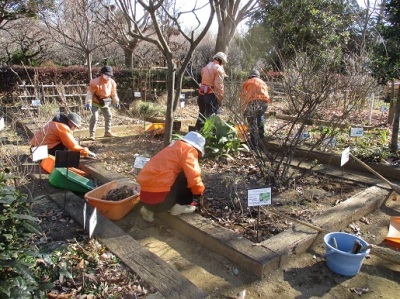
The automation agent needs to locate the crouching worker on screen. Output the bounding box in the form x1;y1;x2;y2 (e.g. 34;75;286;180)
30;112;96;158
137;132;206;222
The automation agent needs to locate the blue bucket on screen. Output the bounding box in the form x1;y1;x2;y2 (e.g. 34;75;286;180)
324;232;370;276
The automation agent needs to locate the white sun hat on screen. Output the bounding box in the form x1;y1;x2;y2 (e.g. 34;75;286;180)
181;131;205;156
213;52;228;64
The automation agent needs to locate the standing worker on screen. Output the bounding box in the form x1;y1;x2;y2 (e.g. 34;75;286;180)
85;65;120;140
199;52;227;119
137;132;206;222
30;112;96;158
239;69;271;150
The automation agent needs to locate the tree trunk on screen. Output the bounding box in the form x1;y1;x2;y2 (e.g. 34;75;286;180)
388;80;396;124
215;30;229;53
163;58;176;147
124;48;136;96
390;85;400;153
215;20;236;53
124;48;133;69
86;51;92;81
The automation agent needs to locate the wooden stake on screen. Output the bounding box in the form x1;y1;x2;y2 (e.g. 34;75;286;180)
350;153;400;194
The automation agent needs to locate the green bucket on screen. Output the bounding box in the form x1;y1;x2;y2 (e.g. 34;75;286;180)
49;167;96;193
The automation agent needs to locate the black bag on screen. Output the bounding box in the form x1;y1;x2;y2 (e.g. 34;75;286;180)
99;97;112;106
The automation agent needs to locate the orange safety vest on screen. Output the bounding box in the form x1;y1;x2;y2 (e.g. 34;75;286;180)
87;76;118;105
137;140;205;195
30;121;90;156
240;77;270;111
200;61;226;100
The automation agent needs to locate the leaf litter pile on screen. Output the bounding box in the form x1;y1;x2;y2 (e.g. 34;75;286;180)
33;200;158;298
102;185;139;201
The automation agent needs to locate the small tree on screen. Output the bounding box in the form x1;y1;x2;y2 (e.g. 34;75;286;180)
115;0;215;146
40;0;113;81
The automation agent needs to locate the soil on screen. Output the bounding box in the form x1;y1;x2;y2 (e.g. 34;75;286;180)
3;100;400;298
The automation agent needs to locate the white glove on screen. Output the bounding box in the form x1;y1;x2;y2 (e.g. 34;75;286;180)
88;152;97;158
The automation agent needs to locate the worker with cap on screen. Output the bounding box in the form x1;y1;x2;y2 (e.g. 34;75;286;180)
198;52;228;121
85;65;120;140
30;112;96;158
137;131;206;222
239;69;271;150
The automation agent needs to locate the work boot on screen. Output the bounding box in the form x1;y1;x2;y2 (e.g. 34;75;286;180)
140;206;154;222
88;134;95;141
170;204;196;216
104;132;117;137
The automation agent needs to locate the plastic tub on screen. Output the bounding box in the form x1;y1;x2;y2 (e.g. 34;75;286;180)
48;167;95;193
41;155;88;177
84;180;141;221
145;123;165;135
324;232;370;276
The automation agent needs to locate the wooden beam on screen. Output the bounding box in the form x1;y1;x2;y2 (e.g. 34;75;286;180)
50;191;208;299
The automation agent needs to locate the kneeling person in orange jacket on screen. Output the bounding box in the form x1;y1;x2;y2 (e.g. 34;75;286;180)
30;112;96;158
137;132;206;222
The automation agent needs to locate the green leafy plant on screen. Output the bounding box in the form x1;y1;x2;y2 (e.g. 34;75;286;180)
201;115;246;159
129;100;165;119
0;172;43;299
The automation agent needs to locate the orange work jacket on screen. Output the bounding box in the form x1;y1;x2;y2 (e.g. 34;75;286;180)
87;76;118;106
239;77;270;111
200;61;226;101
30;121;90;157
137;140;205;195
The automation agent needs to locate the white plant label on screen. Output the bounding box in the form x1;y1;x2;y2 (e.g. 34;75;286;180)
180;101;185;108
89;208;97;238
31;99;41;106
83;202;87;231
31;145;48;162
248;187;272;207
0;117;4;130
134;91;141;97
341;147;350;167
133;156;150;169
350;127;363;137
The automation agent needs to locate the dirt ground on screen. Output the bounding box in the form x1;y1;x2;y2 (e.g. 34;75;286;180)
3;101;400;298
30;184;400;299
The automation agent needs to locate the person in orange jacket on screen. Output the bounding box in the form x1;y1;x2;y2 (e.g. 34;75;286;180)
198;52;227;120
137;131;206;222
30;112;96;158
239;69;271;150
85;65;120;140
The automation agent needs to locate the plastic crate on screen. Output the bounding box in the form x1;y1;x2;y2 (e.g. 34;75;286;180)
48;167;95;193
84;180;141;221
